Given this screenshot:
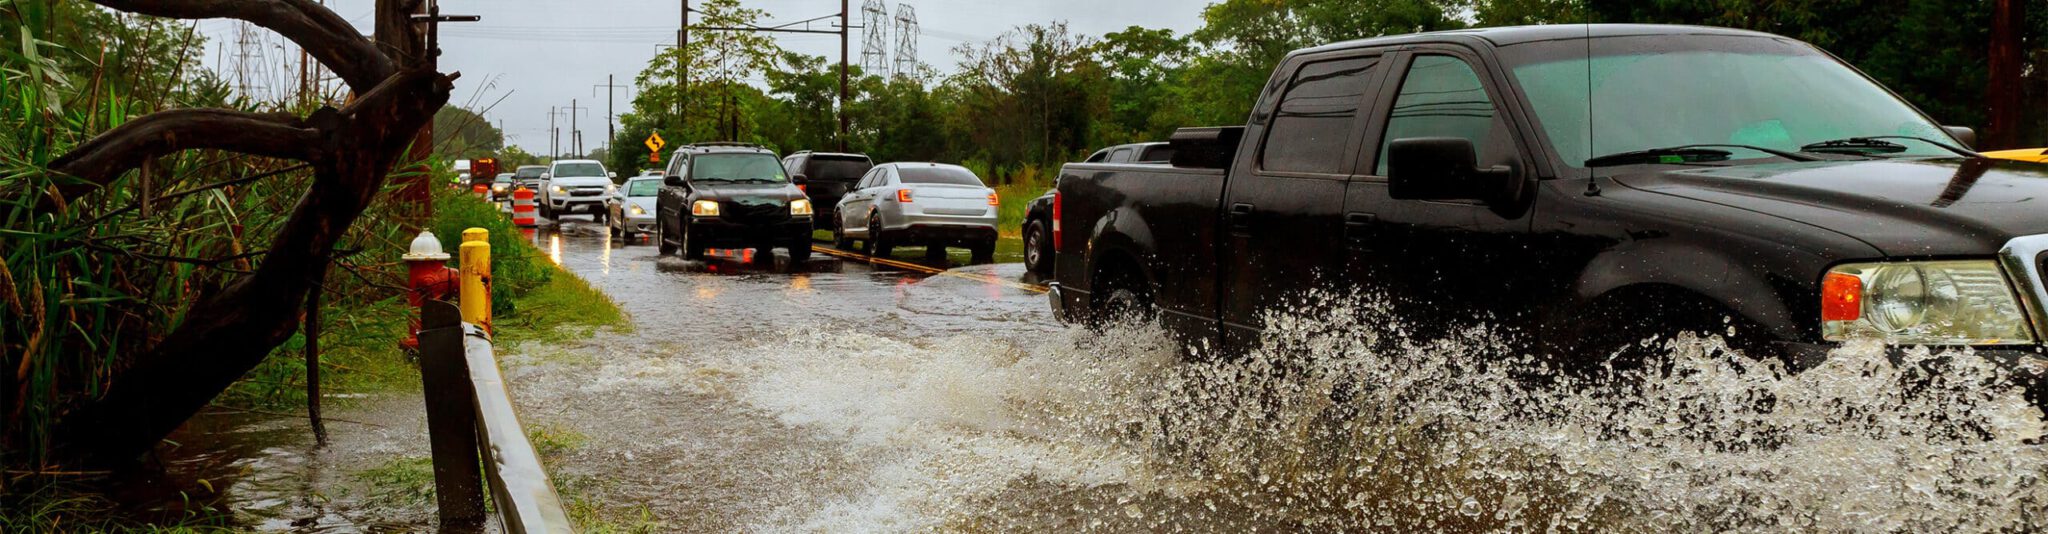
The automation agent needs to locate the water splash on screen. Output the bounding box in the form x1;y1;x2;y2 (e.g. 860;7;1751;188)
717;292;2045;532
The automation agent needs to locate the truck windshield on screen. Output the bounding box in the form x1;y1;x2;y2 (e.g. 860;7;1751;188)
691;154;789;183
1498;35;1954;168
515;167;545;179
553;162;607;177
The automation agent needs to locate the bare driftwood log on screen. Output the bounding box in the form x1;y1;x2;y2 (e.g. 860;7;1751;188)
50;0;454;467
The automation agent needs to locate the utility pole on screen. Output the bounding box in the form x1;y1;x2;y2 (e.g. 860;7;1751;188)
594;76;628;153
840;0;850;151
566;100;590;157
691;2;859;149
688;2;696;136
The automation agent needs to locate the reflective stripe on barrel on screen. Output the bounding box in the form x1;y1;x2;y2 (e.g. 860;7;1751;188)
511;187;538;227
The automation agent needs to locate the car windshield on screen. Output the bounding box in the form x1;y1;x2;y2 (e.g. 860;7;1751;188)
898;166;985;186
690;154;788;183
515;167;545;179
625;180;663;197
552;162;607;178
1498;34;1954;168
805;157;874;181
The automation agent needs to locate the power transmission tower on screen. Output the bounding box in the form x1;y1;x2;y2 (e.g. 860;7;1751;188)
892;4;917;77
860;0;890;77
232;22;264;98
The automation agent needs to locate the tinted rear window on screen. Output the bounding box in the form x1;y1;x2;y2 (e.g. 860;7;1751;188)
804;157;874;181
898;167;985;186
1138;145;1175;162
515;167;546;178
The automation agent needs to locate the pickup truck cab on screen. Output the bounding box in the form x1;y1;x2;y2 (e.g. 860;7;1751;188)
1050;24;2047;401
655;143;814;263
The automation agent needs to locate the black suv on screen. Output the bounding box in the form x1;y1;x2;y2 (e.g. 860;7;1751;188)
782;151;876;231
655;143;814;263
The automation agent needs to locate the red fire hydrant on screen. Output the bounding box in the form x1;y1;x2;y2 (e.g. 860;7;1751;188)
402;230;459;351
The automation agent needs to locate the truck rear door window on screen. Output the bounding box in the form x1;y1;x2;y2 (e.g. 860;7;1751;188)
1261;56;1378;175
1376;55;1503;175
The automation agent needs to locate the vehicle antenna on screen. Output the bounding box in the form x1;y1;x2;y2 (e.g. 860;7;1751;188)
1583;21;1601;197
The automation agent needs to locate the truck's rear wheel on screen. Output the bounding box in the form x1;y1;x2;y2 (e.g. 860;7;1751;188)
1092;263;1154;327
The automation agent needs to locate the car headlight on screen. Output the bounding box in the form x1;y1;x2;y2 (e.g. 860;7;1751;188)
691;200;720;217
629;204;646;216
551;185;567;195
605;184;617;195
790;199;813;216
1822;260;2034;344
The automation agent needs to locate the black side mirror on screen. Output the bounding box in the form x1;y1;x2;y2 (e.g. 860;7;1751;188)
664;174;686;187
791;173;808;184
1387;137;1516;202
1943;126;1977;149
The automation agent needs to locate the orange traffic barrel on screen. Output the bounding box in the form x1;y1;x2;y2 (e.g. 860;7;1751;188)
511;187;538;227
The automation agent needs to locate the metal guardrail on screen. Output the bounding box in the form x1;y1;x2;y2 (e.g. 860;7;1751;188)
418;300;574;533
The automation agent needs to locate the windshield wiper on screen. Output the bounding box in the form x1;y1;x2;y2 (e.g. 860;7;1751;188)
1799;137;1907;155
1801;136;1978;158
1585;144;1818;168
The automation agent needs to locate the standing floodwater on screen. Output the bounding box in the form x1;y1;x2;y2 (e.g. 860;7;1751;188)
494;224;2047;532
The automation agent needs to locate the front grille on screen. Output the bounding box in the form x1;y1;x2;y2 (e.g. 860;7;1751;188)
722;200;790;224
571;188;606;197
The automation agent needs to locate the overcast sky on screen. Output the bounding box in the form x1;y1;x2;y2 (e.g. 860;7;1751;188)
193;0;1213;155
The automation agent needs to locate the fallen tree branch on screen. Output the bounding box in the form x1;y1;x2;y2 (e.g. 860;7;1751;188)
47;109;319;202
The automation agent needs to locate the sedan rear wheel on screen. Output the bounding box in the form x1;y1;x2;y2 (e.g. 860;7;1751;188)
866;216;893;257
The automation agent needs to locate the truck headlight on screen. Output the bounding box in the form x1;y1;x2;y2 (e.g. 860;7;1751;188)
691;200;720;217
790;199;813;216
1822;260;2034;344
551;185;568;195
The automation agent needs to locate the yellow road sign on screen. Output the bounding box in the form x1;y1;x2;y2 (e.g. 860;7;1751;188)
645;132;667;153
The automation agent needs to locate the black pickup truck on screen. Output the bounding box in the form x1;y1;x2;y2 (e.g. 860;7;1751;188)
1049;24;2048;398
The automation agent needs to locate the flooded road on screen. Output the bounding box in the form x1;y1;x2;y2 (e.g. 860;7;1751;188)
155;216;2048;532
508;220;2048;532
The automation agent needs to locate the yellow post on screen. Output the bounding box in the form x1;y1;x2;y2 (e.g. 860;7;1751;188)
459;228;492;334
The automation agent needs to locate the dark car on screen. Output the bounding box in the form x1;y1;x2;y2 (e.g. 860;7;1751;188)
512;165;547;191
1049;24;2045;405
655;143;814;263
782;151;876;231
1024;142;1174;275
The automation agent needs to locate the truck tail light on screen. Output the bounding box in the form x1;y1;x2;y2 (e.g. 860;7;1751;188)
1052;190;1063;249
988;192;1000;206
897;189;913;203
1822;271;1863;322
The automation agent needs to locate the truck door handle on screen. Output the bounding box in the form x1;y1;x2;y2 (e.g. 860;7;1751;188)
1344;212;1377;245
1228;203;1255;233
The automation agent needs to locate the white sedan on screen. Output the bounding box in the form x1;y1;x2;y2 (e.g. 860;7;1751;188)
833;162;1000;262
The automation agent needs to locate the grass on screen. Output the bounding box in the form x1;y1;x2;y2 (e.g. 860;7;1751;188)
0;482;235;533
351;456;438;509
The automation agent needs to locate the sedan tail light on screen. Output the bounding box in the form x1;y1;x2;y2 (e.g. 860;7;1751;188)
897;189;913;203
988;192;1000;206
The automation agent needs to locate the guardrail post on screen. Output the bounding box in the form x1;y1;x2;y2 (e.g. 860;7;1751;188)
460;228;493;334
418;300;487;529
